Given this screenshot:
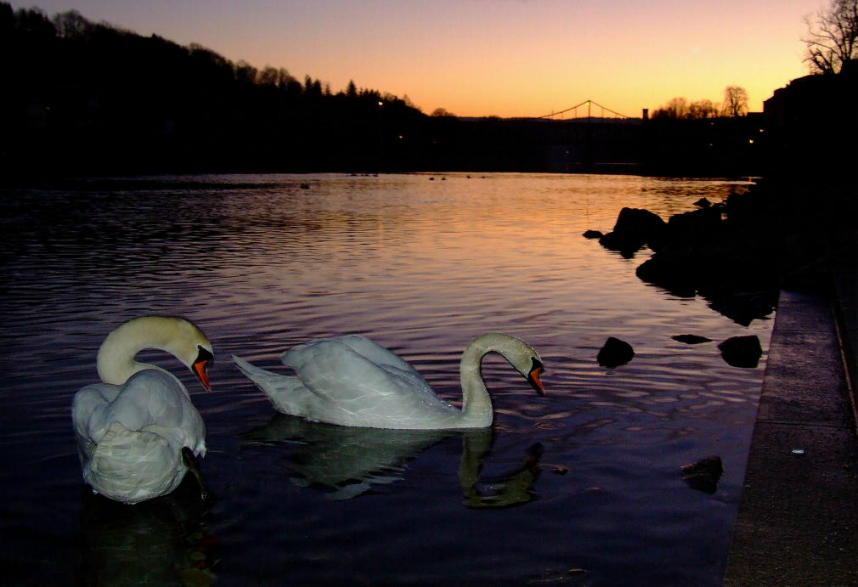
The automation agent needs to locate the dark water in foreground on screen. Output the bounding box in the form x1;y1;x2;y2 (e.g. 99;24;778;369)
0;173;772;585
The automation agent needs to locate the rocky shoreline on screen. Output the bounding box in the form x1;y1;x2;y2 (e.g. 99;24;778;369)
589;174;856;389
590;179;843;323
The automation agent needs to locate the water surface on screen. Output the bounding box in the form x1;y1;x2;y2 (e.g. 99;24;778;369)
0;173;771;585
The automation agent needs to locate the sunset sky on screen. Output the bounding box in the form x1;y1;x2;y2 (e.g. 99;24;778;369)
10;0;826;118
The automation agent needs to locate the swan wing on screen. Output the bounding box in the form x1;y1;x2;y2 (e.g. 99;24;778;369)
83;422;187;504
283;336;431;400
325;335;424;377
72;382;121;443
74;369;205;455
72;369;206;503
282;336;459;428
233;354;310;416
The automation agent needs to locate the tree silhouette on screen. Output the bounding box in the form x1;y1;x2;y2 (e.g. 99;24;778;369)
0;1;435;175
803;0;858;74
431;107;456;118
655;97;689;119
721;86;748;117
652;97;720;119
688;99;719;119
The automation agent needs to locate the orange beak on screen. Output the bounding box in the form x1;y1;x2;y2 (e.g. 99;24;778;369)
528;365;545;396
192;358;211;391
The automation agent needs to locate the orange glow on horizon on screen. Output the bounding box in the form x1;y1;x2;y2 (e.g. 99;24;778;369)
9;0;826;117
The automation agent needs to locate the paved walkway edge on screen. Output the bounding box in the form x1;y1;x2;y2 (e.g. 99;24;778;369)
723;289;858;586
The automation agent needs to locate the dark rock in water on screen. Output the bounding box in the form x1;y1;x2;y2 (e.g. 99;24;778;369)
600;183;792;326
583;230;603;239
597;337;635;368
672;334;713;344
613;207;666;238
631;200;779;324
706;291;777;327
681;456;723;494
718;335;763;368
599;207;666;257
661;207;724;249
635;253;697;298
598;232;641;258
637;247;778;324
600;177;837;330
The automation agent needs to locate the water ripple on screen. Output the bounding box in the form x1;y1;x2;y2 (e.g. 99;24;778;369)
0;173;769;586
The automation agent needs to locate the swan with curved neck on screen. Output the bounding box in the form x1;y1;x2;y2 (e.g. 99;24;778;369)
72;316;213;504
96;316;212;389
233;333;545;430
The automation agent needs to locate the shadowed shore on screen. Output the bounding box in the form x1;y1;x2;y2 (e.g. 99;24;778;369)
725;288;857;585
594;171;857;584
723;176;857;584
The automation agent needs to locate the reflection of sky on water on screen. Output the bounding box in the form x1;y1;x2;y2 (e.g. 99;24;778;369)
0;173;769;585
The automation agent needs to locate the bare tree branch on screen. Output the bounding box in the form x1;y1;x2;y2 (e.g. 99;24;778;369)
803;0;858;74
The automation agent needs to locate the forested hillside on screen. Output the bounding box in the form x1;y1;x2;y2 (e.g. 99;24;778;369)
1;3;431;175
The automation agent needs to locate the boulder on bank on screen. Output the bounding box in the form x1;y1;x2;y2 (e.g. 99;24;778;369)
597;337;635;368
635;252;697;298
630;195;779;324
659;206;725;251
707;292;777;327
718;335;763;368
598;207;666;257
636;249;777;324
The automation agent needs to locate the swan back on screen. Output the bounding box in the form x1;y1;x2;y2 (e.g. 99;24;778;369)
281;336;461;429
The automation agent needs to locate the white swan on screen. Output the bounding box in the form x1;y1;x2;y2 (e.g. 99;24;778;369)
233;333;545;430
72;316;213;504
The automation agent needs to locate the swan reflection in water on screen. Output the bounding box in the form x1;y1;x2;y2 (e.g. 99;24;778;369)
242;414;544;507
78;477;218;586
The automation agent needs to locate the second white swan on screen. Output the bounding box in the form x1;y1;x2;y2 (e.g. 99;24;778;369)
233;333;545;429
72;316;213;504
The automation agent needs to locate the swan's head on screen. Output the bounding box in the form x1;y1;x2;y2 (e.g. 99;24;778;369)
476;333;546;395
516;353;545;396
190;345;214;391
169;318;214;391
525;357;545;395
100;316;215;390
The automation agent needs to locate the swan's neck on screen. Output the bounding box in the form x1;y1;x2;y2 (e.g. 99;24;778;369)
458;335;501;427
96;317;183;387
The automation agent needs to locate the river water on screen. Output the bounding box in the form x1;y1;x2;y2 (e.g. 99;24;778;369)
0;173;772;585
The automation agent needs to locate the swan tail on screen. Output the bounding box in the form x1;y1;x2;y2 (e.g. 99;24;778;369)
84;422;186;504
232;355;309;417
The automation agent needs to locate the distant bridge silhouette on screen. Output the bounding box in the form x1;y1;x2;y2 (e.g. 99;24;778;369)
536;99;633;120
